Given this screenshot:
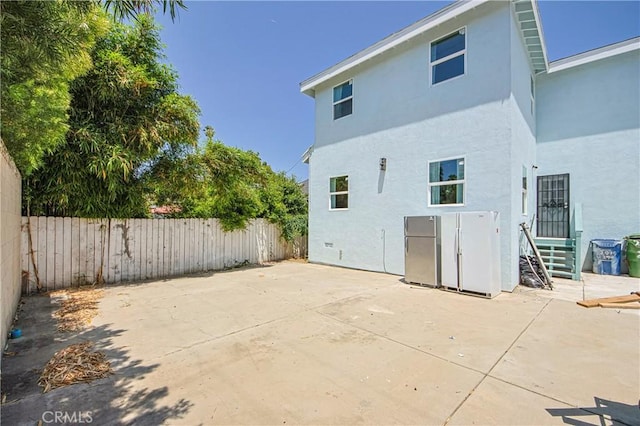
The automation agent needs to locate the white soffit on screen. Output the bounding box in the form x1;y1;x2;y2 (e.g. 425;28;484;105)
512;0;548;74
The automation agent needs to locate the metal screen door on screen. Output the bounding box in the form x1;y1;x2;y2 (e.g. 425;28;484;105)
537;174;570;238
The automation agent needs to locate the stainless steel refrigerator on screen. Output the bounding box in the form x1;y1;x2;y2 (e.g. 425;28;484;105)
440;211;501;298
404;216;440;287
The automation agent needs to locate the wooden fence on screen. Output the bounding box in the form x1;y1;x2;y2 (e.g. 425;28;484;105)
21;217;307;293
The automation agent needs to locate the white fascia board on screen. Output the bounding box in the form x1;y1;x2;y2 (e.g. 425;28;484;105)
530;0;549;72
301;145;313;164
299;0;489;97
547;37;640;74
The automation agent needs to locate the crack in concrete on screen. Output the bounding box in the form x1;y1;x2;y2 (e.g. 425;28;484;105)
441;298;553;426
313;296;571;426
149;291;376;362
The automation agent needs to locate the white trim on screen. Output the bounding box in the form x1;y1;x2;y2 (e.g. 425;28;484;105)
301;145;313;164
332;79;353;120
427;156;466;207
547;37;640;74
329;175;349;210
300;0;490;96
429;27;467;86
529;0;550;71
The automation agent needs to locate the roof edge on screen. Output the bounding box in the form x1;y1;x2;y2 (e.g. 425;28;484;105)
300;0;490;97
547;36;640;74
530;0;549;72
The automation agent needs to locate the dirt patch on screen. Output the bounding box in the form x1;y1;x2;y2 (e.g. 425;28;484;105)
50;287;104;332
38;342;113;393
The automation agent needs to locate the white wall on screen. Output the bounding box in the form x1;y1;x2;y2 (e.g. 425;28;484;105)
1;140;22;354
508;6;538;282
536;49;640;271
308;2;527;290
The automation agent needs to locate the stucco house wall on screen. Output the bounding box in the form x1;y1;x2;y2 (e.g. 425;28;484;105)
308;2;533;290
304;0;639;290
508;5;538;281
536;48;640;271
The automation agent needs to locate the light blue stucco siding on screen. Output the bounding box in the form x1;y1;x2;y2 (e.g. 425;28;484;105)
508;7;537;284
308;2;525;290
536;49;640;271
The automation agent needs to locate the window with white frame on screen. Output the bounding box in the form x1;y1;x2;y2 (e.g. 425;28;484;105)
428;158;464;205
329;175;349;209
333;80;353;120
430;29;466;85
522;165;528;215
530;75;535;116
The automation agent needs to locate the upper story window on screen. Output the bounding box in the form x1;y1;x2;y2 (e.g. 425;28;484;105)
329;175;349;209
530;75;535;116
428;157;465;206
333;80;353;120
430;29;466;85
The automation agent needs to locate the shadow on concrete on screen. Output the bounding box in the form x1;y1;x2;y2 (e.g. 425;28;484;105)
546;396;639;426
1;293;192;425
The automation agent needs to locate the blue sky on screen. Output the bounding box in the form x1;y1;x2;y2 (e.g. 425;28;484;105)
155;1;640;181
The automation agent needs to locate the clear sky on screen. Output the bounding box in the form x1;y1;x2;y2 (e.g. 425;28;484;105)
155;1;640;181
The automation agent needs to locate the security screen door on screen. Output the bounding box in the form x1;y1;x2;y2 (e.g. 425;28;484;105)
537;174;570;238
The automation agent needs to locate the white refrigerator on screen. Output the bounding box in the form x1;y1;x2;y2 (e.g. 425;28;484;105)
440;211;501;298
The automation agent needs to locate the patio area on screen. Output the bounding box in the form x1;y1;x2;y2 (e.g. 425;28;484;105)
2;261;638;425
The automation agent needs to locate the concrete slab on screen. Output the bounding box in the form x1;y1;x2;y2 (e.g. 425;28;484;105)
317;284;548;373
2;261;639;425
448;376;599;425
515;272;640;310
122;310;483;425
491;299;640;426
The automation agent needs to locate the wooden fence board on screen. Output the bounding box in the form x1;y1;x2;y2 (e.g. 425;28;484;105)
20;217;305;290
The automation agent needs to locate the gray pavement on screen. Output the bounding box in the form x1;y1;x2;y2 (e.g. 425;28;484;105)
2;261;639;425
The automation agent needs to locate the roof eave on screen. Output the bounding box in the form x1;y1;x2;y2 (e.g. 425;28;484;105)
513;0;549;74
299;0;490;95
547;36;640;74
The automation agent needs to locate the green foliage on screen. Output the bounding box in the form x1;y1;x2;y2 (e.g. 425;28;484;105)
102;0;186;21
0;1;109;175
145;130;308;241
24;16;200;218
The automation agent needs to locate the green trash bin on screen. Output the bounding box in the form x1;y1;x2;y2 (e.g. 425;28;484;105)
625;234;640;278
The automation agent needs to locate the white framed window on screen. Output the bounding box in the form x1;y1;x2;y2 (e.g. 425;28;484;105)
333;80;353;120
530;75;535;116
430;28;466;85
428;157;465;206
522;165;528;215
329;175;349;209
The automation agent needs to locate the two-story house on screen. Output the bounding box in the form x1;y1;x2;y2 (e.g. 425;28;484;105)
300;0;640;291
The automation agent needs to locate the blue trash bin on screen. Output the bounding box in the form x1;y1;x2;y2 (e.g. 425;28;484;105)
591;239;623;275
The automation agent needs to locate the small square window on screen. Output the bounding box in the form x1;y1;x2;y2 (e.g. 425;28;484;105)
329;175;349;209
333;81;353;120
428;158;465;205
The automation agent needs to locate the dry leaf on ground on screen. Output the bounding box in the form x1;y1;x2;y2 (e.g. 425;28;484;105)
50;287;104;332
38;342;113;393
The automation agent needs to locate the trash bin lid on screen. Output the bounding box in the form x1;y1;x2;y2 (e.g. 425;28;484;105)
591;239;622;248
627;234;640;239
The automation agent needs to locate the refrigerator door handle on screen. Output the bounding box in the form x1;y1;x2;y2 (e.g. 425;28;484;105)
405;237;408;253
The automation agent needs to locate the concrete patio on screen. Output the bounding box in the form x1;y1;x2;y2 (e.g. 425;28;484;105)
2;261;639;425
